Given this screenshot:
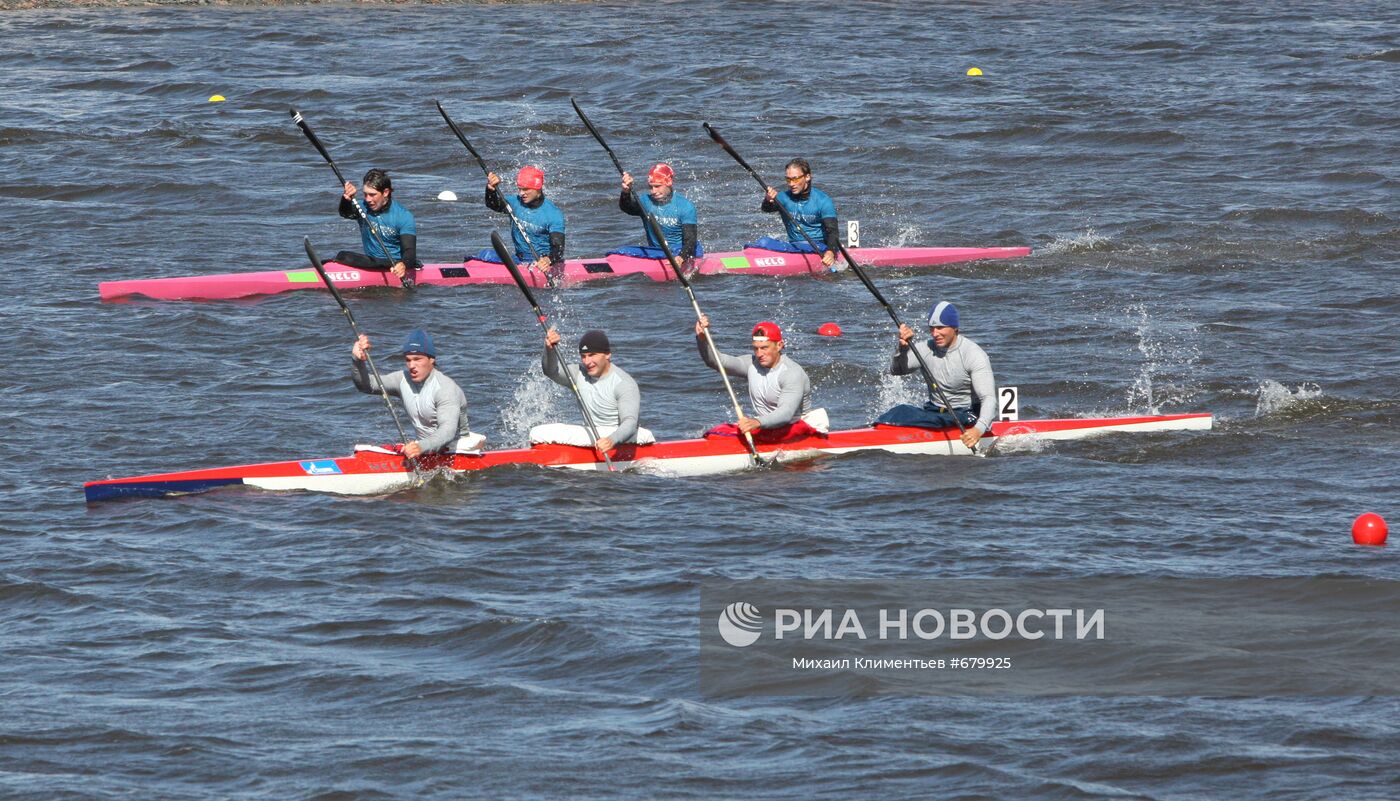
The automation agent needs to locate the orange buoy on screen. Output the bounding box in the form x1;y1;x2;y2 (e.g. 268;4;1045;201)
1352;513;1388;545
817;322;842;337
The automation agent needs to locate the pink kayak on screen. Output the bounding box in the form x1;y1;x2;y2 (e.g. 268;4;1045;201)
98;245;1031;302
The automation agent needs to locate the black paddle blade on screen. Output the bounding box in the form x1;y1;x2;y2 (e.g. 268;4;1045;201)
569;97;594;135
570;97;626;176
702;122;725;146
304;237;355;319
491;231;543;312
837;242;890;307
290;107;346;185
302;235;321;268
702;122;767;191
435;100;489;173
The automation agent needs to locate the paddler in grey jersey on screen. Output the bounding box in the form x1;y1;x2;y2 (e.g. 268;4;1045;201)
694;316;825;441
539;328;652;451
876;301;996;450
350;328;475;459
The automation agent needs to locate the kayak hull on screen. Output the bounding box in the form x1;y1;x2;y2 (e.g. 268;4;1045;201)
84;413;1212;502
97;245;1031;301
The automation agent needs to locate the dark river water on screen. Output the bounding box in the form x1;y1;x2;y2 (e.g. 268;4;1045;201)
3;1;1398;798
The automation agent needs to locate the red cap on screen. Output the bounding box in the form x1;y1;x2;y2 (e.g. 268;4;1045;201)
516;166;544;190
647;163;675;186
751;321;783;342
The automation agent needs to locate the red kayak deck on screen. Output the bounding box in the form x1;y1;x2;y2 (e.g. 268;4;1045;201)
84;414;1212;502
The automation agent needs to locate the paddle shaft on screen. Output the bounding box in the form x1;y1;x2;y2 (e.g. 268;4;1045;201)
290;108;410;288
702;123;974;449
571;99;761;464
434;101;552;284
640;219;763;463
490;232;615;472
303;238;421;473
569;98;680;281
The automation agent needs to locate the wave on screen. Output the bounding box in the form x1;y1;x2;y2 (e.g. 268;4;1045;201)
1036;230;1115;255
1120;40;1190;52
1348;49;1400;62
1221;207;1393;227
1255;379;1326;417
1318;171;1388;186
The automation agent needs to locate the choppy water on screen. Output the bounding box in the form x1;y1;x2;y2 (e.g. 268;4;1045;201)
3;1;1399;798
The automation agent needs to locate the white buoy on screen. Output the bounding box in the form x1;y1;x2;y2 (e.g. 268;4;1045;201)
437;190;459;202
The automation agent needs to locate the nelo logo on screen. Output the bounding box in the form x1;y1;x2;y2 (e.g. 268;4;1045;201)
327;271;361;282
717;602;763;647
753;257;786;267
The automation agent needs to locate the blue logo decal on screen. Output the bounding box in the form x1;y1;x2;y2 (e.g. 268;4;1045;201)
300;460;343;475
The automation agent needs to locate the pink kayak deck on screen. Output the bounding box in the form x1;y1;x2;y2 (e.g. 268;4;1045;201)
98;245;1031;302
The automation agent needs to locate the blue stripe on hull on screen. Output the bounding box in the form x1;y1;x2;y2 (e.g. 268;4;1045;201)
84;478;246;503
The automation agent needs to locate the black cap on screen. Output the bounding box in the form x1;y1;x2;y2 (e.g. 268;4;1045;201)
578;330;611;354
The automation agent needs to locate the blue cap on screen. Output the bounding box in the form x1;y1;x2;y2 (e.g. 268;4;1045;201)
401;329;436;358
927;301;959;328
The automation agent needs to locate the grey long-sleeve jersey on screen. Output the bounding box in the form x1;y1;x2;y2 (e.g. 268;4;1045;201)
696;337;811;428
891;335;996;432
542;347;641;443
351;360;470;452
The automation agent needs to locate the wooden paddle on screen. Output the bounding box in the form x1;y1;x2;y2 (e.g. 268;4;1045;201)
490;231;616;472
571;98;762;466
290;108;413;289
303;237;422;478
703;123;978;452
435;100;554;288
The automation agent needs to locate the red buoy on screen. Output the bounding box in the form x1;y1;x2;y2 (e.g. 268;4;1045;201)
817;322;842;337
1352;513;1388;546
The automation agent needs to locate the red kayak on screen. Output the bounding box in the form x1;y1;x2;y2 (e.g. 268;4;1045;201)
84;413;1212;502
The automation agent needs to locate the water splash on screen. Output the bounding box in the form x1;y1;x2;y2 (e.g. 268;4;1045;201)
1123;302;1201;414
1255;379;1323;417
498;369;563;443
890;223;924;247
870;372;924;421
1040;229;1112;255
987;426;1051;455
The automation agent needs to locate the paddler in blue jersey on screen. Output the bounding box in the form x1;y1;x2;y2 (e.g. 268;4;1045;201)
694;316;827;442
536;328;654;451
874;301;997;450
619;162;702;265
350;329;480;459
760;157;840;268
484;166;566;271
334;169;420;284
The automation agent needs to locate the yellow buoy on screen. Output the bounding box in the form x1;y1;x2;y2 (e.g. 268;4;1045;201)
966;68;983;77
208;95;226;102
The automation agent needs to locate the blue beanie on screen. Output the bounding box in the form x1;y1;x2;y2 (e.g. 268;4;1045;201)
401;329;436;358
927;301;959;328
